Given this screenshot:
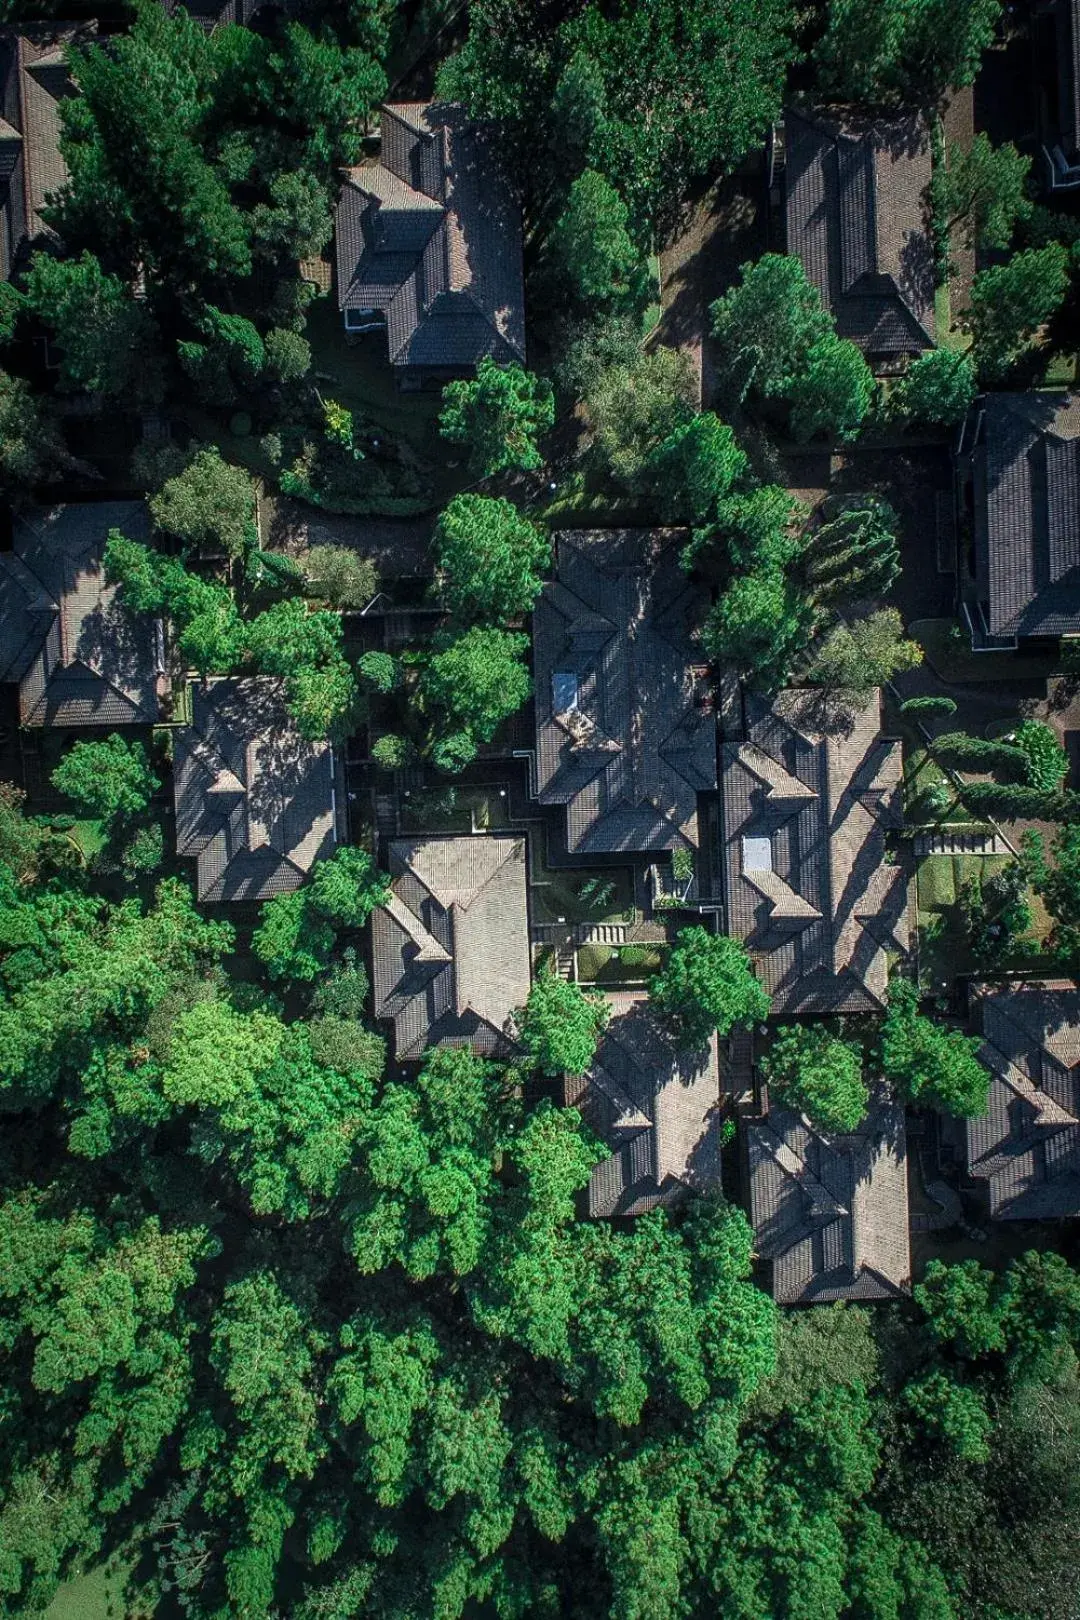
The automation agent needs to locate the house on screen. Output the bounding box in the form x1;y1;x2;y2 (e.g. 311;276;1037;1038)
1033;0;1080;183
957;392;1080;650
0;501;170;727
966;980;1080;1219
746;1086;911;1303
564;991;720;1218
0;27;84;280
784;108;935;366
533;529;717;859
721;686;910;1015
372;834;531;1060
173;677;337;902
334;101;526;385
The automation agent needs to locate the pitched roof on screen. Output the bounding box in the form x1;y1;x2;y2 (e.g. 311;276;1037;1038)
721;687;911;1014
533;530;717;855
0;27;87;276
0;501;166;727
372;834;531;1060
785;108;935;359
335;101;526;371
967;981;1080;1219
971;392;1080;638
173;678;336;902
565;991;721;1218
747;1087;911;1303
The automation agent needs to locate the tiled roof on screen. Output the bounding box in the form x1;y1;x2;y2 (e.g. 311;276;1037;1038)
971;392;1080;638
785;108;935;360
533;530;717;855
372;834;531;1060
721;687;911;1014
747;1086;911;1303
967;981;1080;1219
335;101;526;372
0;27;87;276
0;501;166;727
173;678;336;902
565;990;721;1218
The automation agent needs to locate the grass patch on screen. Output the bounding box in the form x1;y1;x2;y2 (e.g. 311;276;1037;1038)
45;1554;145;1620
530;866;636;928
71;818;109;863
576;942;613;981
400;787;511;836
910;618;1056;684
917;852;1054;991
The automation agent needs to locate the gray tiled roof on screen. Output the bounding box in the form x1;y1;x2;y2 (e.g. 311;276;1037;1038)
0;501;166;727
971;393;1080;638
533;530;717;855
721;687;910;1014
173;677;336;902
967;981;1080;1219
747;1086;911;1303
565;990;720;1218
785;108;935;360
335;101;525;372
0;27;86;276
372;834;531;1060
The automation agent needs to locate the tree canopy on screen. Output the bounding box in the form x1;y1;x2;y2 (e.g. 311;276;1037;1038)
649;928;770;1049
433;495;552;623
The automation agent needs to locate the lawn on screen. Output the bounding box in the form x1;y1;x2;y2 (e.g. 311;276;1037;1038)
399;785;512;836
45;1553;150;1620
917;851;1053;991
530;865;636;928
576;941;663;985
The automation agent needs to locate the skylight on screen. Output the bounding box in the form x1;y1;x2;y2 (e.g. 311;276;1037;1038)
742;835;773;872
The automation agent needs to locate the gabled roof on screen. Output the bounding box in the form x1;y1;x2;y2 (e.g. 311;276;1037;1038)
372;835;531;1060
565;991;720;1218
747;1087;911;1303
173;678;336;902
721;687;910;1014
971;392;1080;638
0;27;87;277
967;981;1080;1219
785;107;935;360
335;101;525;371
0;501;166;727
533;530;717;855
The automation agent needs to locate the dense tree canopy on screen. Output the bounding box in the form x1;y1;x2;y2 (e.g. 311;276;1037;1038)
761;1025;869;1134
880;979;989;1117
433;495;552;623
438;359;555;478
649;928;769;1049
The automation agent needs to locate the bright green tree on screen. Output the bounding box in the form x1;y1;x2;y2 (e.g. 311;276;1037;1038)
761;1024;869;1133
51;736;160;825
789;334;876;443
810;609;923;694
547;168;641;307
433;494;551;622
585;343;696;486
252;888;335;984
23;251;164;404
517;970;610;1078
880;978;989;1117
966;243;1070;383
649;927;769;1049
710;253;832;403
308;846;390;930
419;628;532;756
903;1372;992;1462
702;569;816;688
890;348;976;426
438;357;555;477
150;448;256;560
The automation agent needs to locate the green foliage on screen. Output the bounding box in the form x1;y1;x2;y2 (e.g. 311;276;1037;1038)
761;1024;869;1133
252;889;335;984
264;327;312;383
547;168;641;308
245;599;357;741
880;978;989;1117
685;484;807;581
371;733;416;769
711;252;832;402
809;609;923;695
1022;824;1080;963
585;343;696;486
961;860;1033;964
899;694;958;721
789;334;876;443
150;448;256;560
935;731;1029;777
939;133;1032;252
438;358;555;478
815;0;1001;107
194;304;266;390
419;628;532;762
51;736;160;825
966;243;1070;383
806;496;901;606
903;1372;992;1462
300;545;378;610
357;651;398;693
251;169;334;262
308;846;391;930
890;348;977;427
702;568;816;688
1013;719;1068;792
915;1258;1006;1357
645;412;748;524
518;970;610;1078
433;494;551;622
649;927;769;1049
0;369;69;494
24;251;164;404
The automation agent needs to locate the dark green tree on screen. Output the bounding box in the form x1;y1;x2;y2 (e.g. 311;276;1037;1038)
649;927;769;1049
150;448;256;561
23;251;164;404
815;0;1001;108
761;1025;869;1133
966;243;1070;383
438;358;555;478
546;169;641;308
433;494;551;622
51;736;160;826
889;348;977;427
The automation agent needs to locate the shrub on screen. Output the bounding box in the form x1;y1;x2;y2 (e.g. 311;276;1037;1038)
935;732;1028;778
899;695;957;722
358;651;399;693
301;545;378;609
120;821;165;877
1014;720;1068;792
371;734;416;769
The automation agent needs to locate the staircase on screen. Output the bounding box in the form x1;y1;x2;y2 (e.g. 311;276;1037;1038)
374;793;398;839
576;923;628;946
913;831;1008;856
553;945;576;981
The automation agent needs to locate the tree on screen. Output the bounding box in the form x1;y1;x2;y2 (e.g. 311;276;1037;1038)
150;448;256;560
649;927;769;1049
966;243;1070;383
685;484;807;581
250;169;334;262
438;358;555;478
1013;720;1068;792
300;545;378;610
252;888;335;984
23;251;163;404
809;609;923;694
789;335;876;443
889;348;976;427
645;412;748;524
585;343;696;486
51;736;160;825
546;169;641;308
815;0;1001;108
308;847;390;930
1022;824;1080;963
806;496;901;606
938;134;1032;252
702;569;816;688
711;254;832;403
903;1373;992;1463
357;651;398;693
880;978;989;1117
761;1025;869;1133
517;970;610;1078
0;369;69;494
264;327;312;383
433;495;551;622
419;628;532;753
915;1258;1006;1358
